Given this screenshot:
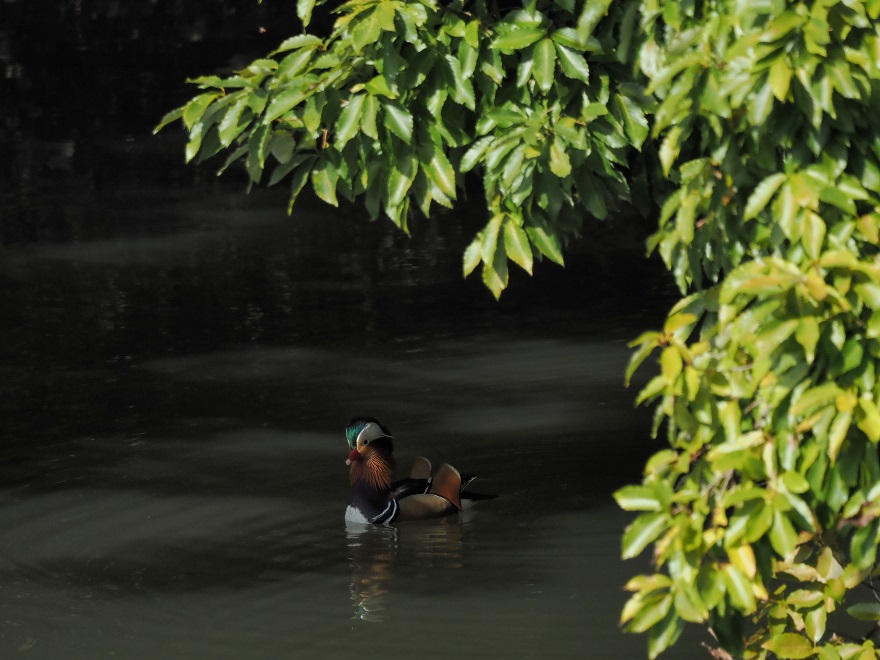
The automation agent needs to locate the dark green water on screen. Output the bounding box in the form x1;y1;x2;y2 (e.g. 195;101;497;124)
1;3;709;657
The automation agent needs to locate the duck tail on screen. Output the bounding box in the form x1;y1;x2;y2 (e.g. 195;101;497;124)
459;473;498;502
429;463;463;511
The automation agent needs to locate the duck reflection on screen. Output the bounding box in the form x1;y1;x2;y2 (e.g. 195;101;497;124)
345;517;465;622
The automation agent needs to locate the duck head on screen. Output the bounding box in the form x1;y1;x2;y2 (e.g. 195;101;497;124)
345;417;395;490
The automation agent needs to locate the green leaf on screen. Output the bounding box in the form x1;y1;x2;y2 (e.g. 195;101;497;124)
660;346;682;385
297;0;317;27
272;34;322;55
423;145;457;200
549;136;571;178
286;156;315;212
795;316;820;363
555;43;590;83
264;87;308;123
744;173;786;221
847;602;880;621
622;512;668;559
463;238;482;277
658;126;683;176
850;520;879;569
335;94;365;148
525;224;565;265
278;48;316;80
361;95;379;140
492;27;546;51
615;485;662;512
647;609;684;660
153;105;185;134
183;93;220;130
769;58;792;101
382;100;414;143
627;593;673;633
365;74;395;99
626;337;659;387
386;149;418;209
828;410;851;462
780;471;810;494
218;96;249;147
723;564;756;613
761;633;815;659
802;212;826;260
503;218;534;274
481;242;509;299
857;399;880;442
444;54;476;110
311;160;339;206
460;136;494;173
481;214;504;266
351;3;395;52
576;0;612;42
613;93;649;148
532;39;557;92
792;383;840;418
769;508;799;557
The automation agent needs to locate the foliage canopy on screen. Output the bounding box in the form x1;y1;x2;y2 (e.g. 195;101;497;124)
158;0;880;657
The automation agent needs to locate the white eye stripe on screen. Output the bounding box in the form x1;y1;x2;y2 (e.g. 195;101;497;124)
357;422;389;446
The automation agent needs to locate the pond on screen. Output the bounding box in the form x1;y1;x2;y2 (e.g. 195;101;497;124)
1;4;709;657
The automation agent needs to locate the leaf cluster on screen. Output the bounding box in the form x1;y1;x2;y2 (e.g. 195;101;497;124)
156;0;652;297
618;0;880;657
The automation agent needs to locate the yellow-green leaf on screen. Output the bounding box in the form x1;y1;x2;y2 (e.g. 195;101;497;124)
622;512;668;559
463;238;482;277
503;218;533;274
762;633;815;659
549;136;571;178
857;398;880;442
532;38;556;92
745;173;786;221
769;58;792;101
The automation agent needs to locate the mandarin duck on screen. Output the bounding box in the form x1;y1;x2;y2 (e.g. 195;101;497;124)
344;417;492;524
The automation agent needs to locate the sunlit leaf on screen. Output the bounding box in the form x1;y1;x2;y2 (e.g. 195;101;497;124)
622;512;668;559
525;224;565;266
615;485;662;512
334;94;365;148
264;88;308;123
297;0;317;27
613;93;649;148
272;34;322;55
549;136;571;178
481;214;504;266
503;218;533;274
555;43;590;83
492;27;546;51
761;633;815;659
382;100;414;143
647;609;684;659
532;38;556;92
576;0;613;42
463;237;482;277
723;564;756;613
744;173;786;221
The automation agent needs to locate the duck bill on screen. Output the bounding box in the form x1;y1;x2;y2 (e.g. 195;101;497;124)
346;448;361;466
